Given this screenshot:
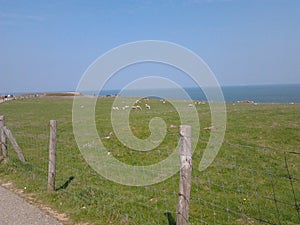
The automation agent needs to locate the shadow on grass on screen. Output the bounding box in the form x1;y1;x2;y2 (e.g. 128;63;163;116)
164;212;176;225
56;176;74;191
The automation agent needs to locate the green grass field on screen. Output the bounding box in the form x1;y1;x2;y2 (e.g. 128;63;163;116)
0;97;299;224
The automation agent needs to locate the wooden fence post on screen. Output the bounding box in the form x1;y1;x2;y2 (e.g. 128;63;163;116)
47;120;57;192
0;115;8;158
177;125;192;225
3;127;25;162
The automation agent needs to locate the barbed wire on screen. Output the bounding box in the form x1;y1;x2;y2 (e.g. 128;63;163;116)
1;119;299;224
196;137;300;155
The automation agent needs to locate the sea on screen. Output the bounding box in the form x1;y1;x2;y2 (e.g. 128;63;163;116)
6;84;299;103
98;84;300;103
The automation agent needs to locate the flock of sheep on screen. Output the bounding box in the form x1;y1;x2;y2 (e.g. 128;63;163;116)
112;103;151;111
112;99;207;111
112;99;154;111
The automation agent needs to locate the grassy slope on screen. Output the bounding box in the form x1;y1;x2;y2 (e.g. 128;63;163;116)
0;97;299;224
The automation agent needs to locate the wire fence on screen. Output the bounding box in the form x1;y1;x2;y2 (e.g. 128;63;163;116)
189;138;300;225
0;102;299;225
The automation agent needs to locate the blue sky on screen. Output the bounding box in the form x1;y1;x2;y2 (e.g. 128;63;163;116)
0;0;299;93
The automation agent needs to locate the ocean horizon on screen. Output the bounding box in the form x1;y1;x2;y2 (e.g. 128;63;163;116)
98;84;300;103
5;84;300;103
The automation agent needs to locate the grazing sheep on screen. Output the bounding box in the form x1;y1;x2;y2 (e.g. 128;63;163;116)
132;105;142;110
145;104;151;109
195;101;205;105
122;105;130;110
237;100;254;104
204;126;215;130
104;132;114;139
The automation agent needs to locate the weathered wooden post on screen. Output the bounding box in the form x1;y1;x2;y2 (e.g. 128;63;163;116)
0;115;7;158
3;127;25;162
47;120;57;192
177;125;192;225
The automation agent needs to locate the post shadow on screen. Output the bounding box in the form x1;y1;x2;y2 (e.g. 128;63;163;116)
56;176;74;191
164;211;176;225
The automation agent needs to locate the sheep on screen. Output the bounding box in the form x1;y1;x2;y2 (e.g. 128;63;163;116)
204;126;215;130
132;105;142;110
145;104;151;109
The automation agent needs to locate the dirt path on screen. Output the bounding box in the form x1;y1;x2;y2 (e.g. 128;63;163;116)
0;185;63;225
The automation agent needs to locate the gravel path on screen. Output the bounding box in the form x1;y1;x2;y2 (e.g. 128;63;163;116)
0;186;63;225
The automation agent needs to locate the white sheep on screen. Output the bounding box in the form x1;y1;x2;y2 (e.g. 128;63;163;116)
132;105;142;110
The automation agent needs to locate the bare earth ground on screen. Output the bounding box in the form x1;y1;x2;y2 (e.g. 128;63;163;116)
0;181;64;225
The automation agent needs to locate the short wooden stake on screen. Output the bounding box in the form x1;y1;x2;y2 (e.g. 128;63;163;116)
3;126;25;162
47;120;57;192
177;125;192;225
0;115;7;158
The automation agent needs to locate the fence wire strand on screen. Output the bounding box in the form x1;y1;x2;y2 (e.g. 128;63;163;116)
0;111;299;224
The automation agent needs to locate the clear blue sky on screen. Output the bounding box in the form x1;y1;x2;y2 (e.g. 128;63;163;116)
1;0;299;93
